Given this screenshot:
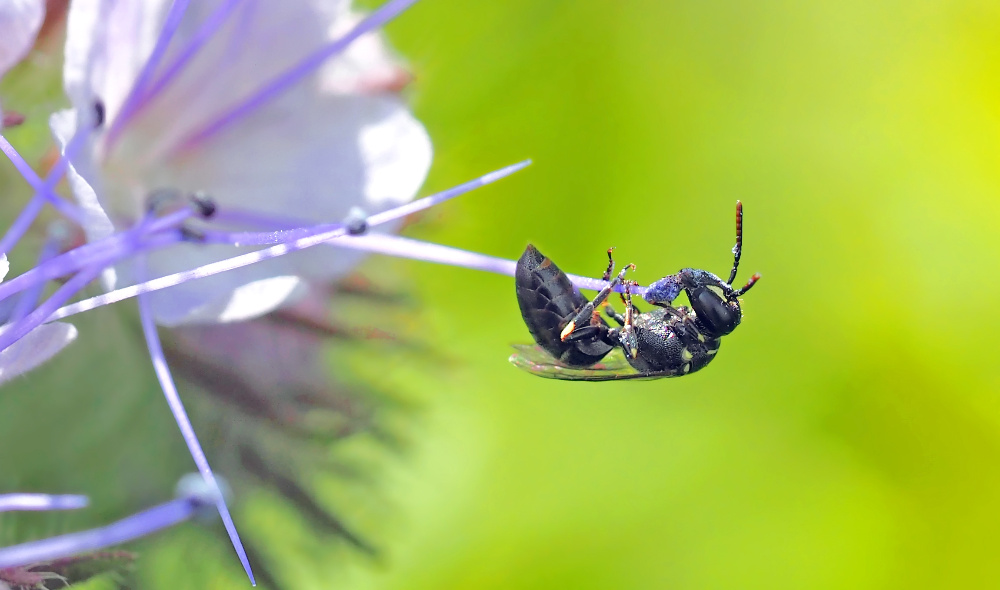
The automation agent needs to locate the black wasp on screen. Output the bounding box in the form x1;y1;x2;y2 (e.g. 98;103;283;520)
510;201;760;380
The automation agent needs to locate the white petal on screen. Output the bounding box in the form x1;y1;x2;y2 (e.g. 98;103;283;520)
100;0;348;161
50;109;119;289
0;254;8;282
115;91;429;323
319;10;409;95
63;0;170;122
49;110;116;242
358;103;433;210
0;0;44;78
0;322;78;386
154;275;306;326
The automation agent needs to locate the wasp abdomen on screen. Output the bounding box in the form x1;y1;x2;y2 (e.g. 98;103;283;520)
515;245;613;367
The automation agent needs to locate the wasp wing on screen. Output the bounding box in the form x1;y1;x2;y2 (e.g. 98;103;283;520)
508;344;672;381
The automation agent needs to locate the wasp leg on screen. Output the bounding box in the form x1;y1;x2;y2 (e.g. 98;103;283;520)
656;304;687;322
605;306;626;327
561;324;604;342
602;248;616;281
560;262;635;341
605;301;640;326
562;322;622;357
617;290;641;317
616;280;639;359
656;304;702;344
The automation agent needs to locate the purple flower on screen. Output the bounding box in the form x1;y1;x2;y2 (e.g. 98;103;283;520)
53;0;431;325
0;0;552;584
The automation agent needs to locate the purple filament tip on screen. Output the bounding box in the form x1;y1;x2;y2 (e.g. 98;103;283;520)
0;494;89;513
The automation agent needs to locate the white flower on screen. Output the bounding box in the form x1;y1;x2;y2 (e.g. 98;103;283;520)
52;0;432;325
0;0;45;126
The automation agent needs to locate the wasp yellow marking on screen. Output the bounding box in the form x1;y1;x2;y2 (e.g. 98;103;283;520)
681;349;693;361
560;321;576;341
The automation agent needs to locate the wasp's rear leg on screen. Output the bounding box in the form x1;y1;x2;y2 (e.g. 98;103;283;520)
560;261;635;342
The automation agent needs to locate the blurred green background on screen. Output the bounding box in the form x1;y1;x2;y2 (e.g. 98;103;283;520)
3;0;1000;589
353;1;1000;588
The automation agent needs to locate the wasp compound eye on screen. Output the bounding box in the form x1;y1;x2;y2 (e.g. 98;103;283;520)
689;287;740;337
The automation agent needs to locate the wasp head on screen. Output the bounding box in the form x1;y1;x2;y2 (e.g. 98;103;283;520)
678;269;754;337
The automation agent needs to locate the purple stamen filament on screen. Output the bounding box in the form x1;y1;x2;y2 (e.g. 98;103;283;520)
0;205;197;352
10;226;70;322
0;494;89;513
102;0;193;150
0;137;85;225
173;0;420;153
47;160;532;321
0;135;88;257
320;233;633;295
0;495;206;569
135;259;255;585
125;0;248;129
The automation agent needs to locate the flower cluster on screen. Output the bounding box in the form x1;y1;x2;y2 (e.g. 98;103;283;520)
0;0;549;584
1;0;671;585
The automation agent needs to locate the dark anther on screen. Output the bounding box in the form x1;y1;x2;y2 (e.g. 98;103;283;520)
145;188;181;214
180;226;206;242
184;492;214;514
189;191;217;219
93;99;106;128
344;206;368;236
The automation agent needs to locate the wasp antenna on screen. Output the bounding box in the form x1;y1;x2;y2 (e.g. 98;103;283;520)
734;272;761;297
728;201;743;285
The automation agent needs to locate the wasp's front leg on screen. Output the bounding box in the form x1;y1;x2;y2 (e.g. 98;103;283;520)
616;279;639;359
